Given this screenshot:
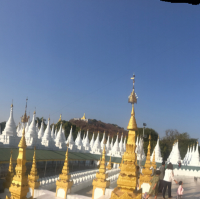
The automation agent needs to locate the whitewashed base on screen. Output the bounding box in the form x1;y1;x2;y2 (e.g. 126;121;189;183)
141;183;150;193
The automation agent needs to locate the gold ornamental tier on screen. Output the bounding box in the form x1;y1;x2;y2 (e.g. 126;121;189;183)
110;74;142;199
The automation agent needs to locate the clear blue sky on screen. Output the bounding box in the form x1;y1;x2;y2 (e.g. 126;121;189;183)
0;1;199;139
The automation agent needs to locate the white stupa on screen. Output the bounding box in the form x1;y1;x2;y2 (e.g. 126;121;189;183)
167;140;181;164
123;135;126;151
38;119;45;139
66;126;76;152
54;128;58;141
183;146;190;165
75;130;84;152
119;133;124;154
25;111;41;149
150;136;162;163
25;117;30;135
41;118;56;150
51;124;55;140
100;132;106;150
83;130;90;152
90;132;95;149
189;143;200;166
36;121;39;134
55;123;67;150
92;132;101;154
111;133;120;157
106;135;110;152
0;104;20;147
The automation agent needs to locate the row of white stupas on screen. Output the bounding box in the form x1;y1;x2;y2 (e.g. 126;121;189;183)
0;104;199;166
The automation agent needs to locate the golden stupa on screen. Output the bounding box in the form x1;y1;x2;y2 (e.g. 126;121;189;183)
92;140;110;199
110;74;142;199
4;150;14;190
56;145;73;198
28;147;40;198
6;108;30;199
139;135;152;189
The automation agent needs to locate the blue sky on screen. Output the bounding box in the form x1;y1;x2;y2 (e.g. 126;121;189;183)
0;0;200;139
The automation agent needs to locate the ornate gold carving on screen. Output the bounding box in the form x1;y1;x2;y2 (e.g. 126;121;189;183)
56;146;73;198
139;134;152;189
110;75;142;199
28;147;40;198
6;124;31;199
92;144;110;199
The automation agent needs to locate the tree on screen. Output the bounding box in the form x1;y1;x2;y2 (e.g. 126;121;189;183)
35;117;46;128
160;129;198;160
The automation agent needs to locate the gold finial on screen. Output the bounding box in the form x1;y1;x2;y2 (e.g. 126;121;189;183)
48;117;50;121
128;74;138;104
158;135;159;139
66;143;69;148
58;114;62;122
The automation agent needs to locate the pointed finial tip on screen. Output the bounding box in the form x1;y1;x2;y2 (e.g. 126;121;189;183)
34;146;36;151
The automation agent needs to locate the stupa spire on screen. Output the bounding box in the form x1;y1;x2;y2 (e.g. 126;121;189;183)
90;132;95;149
56;146;73;198
2;103;17;136
139;134;152;188
38;118;44;139
28;147;40;198
92;140;110;199
6;107;30;199
106;134;110;151
4;150;14;190
110;74;142;199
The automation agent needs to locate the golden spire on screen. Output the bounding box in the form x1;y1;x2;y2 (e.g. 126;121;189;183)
56;145;73;198
92;142;110;199
139;134;152;188
110;74;142;199
7;124;29;199
28;147;40;198
58;114;62;122
4;150;14;189
81;113;86;120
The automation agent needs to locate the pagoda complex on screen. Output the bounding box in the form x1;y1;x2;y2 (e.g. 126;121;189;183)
110;74;142;199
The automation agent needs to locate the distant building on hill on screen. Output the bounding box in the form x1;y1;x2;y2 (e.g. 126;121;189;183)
74;113;89;123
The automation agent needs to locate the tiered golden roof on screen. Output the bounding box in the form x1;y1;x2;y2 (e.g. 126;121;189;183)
139;135;152;189
92;141;110;199
56;146;73;198
6;126;30;199
4;150;14;190
110;75;142;199
28;147;40;198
